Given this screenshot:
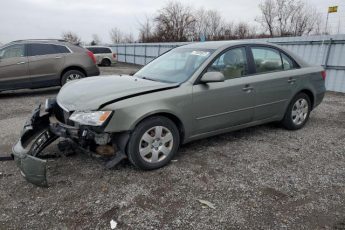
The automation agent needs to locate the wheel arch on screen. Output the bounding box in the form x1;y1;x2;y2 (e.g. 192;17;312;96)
298;89;315;110
101;57;112;63
132;111;186;144
60;66;87;85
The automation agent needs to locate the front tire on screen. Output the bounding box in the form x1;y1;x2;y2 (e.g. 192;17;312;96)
127;116;180;170
282;92;311;130
61;70;85;86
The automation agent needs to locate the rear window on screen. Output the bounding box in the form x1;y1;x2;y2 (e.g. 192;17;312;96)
100;47;112;53
55;45;70;54
87;47;112;54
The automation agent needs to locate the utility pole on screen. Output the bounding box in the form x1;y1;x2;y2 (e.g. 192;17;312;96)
325;6;339;34
324;12;329;34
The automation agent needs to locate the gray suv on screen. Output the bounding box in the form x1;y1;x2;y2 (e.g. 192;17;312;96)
0;39;100;91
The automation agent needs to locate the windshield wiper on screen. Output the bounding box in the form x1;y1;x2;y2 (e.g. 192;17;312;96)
141;76;161;82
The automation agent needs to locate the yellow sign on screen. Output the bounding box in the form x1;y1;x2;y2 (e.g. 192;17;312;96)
328;6;338;13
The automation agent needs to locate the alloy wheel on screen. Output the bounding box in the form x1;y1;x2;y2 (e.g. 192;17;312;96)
66;73;82;82
291;98;309;125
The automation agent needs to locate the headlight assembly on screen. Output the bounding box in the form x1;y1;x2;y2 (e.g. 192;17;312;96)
69;111;112;126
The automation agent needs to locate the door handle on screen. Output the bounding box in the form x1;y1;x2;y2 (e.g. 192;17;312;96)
242;85;254;92
17;61;26;65
288;78;296;84
55;56;62;59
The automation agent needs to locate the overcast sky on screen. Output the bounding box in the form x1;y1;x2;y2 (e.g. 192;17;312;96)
0;0;344;44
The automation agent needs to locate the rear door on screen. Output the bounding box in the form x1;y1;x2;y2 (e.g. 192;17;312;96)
0;44;28;89
248;46;299;121
192;47;256;135
27;43;66;85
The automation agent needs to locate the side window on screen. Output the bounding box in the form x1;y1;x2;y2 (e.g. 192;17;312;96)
28;44;59;56
104;48;112;53
207;47;248;80
55;45;70;54
0;45;25;59
93;48;100;54
251;47;283;73
281;53;295;70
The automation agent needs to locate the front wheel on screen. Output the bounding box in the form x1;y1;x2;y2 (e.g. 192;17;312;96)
282;93;311;130
127;116;180;170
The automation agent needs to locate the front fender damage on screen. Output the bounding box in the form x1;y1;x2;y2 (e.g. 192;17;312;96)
12;103;129;187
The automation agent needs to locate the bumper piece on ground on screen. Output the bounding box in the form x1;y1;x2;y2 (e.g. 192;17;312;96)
12;140;48;187
11;105;54;187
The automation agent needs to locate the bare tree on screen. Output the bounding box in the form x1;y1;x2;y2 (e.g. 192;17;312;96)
235;22;256;39
138;17;153;42
62;31;82;44
193;8;225;40
123;33;134;43
110;27;123;43
154;1;196;42
257;0;322;37
91;34;101;45
257;0;276;36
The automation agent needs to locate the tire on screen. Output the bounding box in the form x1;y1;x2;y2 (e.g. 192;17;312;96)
127;116;180;170
61;70;85;86
101;59;111;67
282;92;311;130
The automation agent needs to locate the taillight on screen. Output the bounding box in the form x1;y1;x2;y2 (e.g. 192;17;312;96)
321;70;326;80
113;53;116;58
87;50;96;64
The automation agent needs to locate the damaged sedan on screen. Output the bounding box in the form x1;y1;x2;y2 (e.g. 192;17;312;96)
12;41;326;186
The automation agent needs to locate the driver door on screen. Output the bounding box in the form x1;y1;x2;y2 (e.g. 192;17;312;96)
0;44;28;89
192;47;256;135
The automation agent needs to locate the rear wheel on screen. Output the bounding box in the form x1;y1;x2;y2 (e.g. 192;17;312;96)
282;93;311;130
127;116;180;170
61;70;85;85
101;59;111;67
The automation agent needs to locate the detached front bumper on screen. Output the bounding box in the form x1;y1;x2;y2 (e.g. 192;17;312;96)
12;105;56;187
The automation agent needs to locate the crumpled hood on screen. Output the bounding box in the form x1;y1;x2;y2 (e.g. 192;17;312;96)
57;75;178;111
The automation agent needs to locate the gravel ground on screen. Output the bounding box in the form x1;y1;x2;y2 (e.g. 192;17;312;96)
0;63;345;229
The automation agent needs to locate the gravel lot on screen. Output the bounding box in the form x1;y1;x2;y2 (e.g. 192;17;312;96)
0;63;345;229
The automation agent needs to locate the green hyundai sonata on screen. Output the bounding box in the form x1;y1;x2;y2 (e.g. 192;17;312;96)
12;41;326;186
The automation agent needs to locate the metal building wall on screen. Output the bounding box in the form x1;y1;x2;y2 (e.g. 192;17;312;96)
110;35;345;93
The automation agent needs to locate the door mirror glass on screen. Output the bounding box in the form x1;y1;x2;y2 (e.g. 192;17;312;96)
200;71;225;83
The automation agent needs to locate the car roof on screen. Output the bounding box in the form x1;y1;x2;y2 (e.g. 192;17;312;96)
85;46;111;48
178;40;309;67
179;40;275;50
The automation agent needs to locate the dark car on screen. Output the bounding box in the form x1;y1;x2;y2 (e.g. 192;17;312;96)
0;39;100;91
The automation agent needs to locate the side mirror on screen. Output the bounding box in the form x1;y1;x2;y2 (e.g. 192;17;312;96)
200;71;225;83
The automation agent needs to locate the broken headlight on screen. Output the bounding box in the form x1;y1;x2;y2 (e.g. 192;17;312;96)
69;111;112;126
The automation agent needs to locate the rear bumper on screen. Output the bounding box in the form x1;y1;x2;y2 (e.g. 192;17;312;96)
86;65;100;77
314;91;325;109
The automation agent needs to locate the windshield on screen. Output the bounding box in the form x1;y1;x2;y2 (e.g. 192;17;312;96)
134;48;213;83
